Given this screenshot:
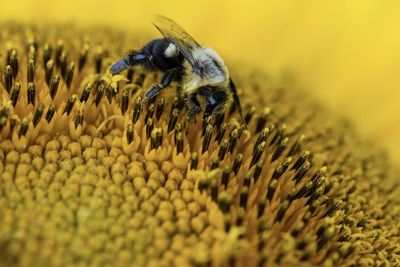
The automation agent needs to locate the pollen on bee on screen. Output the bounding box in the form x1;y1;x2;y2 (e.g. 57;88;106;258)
164;43;177;58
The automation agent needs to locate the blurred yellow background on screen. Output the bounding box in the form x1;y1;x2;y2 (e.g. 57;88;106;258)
1;0;400;164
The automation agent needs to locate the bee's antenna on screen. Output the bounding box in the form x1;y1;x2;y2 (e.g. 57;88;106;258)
229;78;247;129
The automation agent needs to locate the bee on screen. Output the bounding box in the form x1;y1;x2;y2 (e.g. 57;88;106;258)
110;15;246;126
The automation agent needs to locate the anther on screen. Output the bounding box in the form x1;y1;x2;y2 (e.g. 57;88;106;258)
8;116;18;133
49;75;60;100
0;117;6;132
308;199;320;215
291;220;305;237
155;97;165;120
221;166;230;189
45;104;56;123
55;41;64;68
9;49;19;78
311;166;327;182
78;45;88;71
228;128;239;153
287;134;306;156
253;128;269;155
145;103;155;122
275;200;290;223
240;186;249;208
32;103;44;127
214;109;225;130
257;198;266;218
168;109;179;133
175;131;184;154
64;62;74;88
198;176;209;192
232;153;243;175
271;157;292;180
291;151;310;171
59;51;68;78
245;106;255;125
202;124;213;154
210;157;220;170
253;161;263;182
80;83;91;103
18;119;29;137
170;97;180;115
27;43;37;62
190;152;198;170
322;199;343;218
215;122;227;144
94;84;105;106
146;118;154;140
174;123;182;144
63;95;77;116
126;124;134;144
294;161;311;184
106;85;116;103
270;124;286;146
94;50;103;73
306;185;325;206
251;141;266;167
271;137;289;162
45;60;54;85
75;108;83;128
266;179;278;201
255;108;270;133
218;139;229;160
27;82;36;105
294;181;312;199
150;128;163;150
121;89;129;114
243;176;251;187
10;83;21;107
202;116;212;136
211;179;218;202
3;65;13;93
127;68;134;83
218;192;232;213
27;59;35;83
132;96;143;123
43;44;52;66
304;177;324;198
156;128;163;148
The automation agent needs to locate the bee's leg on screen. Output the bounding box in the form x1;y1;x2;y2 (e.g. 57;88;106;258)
144;69;177;100
176;85;184;100
203;90;229;119
229;79;247;128
110;52;148;75
186;93;201;122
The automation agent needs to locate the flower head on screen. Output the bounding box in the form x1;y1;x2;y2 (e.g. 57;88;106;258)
0;23;399;267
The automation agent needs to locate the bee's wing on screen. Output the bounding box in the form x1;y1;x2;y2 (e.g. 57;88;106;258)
152;15;200;67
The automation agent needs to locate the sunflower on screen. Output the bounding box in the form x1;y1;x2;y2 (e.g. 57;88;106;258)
0;23;399;267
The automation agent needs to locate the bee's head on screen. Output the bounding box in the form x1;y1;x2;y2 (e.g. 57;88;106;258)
183;47;229;93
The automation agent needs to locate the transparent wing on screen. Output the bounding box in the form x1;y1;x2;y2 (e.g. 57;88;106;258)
152;15;200;67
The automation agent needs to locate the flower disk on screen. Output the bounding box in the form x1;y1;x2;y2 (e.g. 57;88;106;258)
0;23;399;267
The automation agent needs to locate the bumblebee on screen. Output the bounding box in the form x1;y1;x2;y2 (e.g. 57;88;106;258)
110;15;245;125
